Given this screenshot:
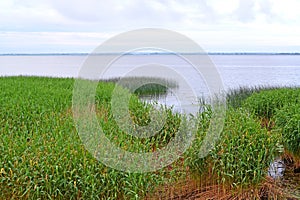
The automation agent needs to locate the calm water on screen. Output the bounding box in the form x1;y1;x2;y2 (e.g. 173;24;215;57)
1;54;300;113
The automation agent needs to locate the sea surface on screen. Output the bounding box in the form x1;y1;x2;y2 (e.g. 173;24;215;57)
1;54;300;113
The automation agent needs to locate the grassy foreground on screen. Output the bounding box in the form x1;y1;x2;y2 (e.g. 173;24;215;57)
0;76;299;199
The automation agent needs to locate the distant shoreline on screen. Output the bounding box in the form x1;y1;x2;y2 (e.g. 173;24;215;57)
1;52;300;56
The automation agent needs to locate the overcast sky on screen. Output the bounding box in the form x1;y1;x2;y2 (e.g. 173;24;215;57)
1;0;300;53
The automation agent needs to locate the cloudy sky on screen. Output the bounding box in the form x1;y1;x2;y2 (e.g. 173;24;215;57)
1;0;300;53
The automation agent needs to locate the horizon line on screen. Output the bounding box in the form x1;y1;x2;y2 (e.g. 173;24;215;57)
1;52;300;56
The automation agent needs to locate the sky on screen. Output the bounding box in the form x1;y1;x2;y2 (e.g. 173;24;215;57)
1;0;300;53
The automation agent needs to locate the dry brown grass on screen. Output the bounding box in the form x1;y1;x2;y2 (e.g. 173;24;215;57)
145;173;300;200
260;117;275;131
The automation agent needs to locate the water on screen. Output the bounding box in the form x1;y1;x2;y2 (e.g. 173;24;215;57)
1;54;300;113
0;55;85;77
268;159;285;179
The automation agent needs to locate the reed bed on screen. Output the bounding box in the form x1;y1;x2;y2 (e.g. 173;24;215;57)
150;86;300;199
275;104;300;163
0;76;180;199
100;76;178;96
1;77;299;199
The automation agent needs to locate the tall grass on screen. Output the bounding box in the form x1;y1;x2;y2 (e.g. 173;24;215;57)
0;76;182;199
178;86;299;199
226;86;263;108
275;103;300;162
241;87;300;161
243;87;300;119
101;76;178;96
210;108;281;187
186;107;281;188
1;77;299;199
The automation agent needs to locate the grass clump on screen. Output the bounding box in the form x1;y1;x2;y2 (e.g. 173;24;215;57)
102;76;178;97
186;107;281;187
210;108;281;187
241;87;300;162
226;86;267;108
243;87;300;119
275;103;300;161
178;87;299;199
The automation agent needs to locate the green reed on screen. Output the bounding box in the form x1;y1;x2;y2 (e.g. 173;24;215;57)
0;76;181;199
275;103;300;159
243;87;300;119
185;106;281;188
241;87;300;160
1;77;299;199
101;76;178;96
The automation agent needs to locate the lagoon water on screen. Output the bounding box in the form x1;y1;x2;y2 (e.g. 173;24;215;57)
1;54;300;113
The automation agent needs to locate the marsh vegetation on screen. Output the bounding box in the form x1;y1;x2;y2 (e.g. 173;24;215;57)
0;76;299;199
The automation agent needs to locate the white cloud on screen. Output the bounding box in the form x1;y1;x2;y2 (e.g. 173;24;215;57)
0;0;299;52
272;0;300;23
0;32;112;53
206;0;239;15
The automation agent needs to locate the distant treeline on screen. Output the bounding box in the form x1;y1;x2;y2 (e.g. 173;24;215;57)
1;52;300;56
